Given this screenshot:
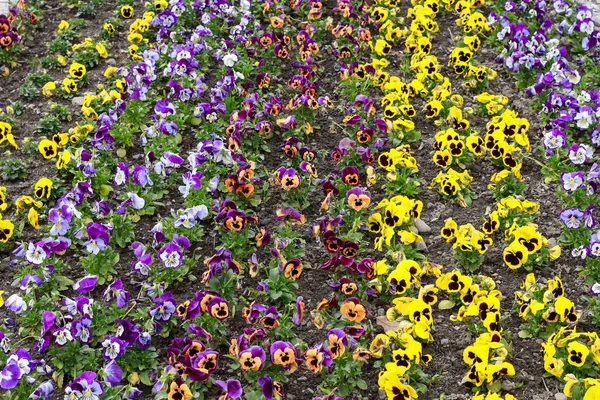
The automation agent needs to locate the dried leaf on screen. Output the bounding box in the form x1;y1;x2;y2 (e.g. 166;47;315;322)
376;315;401;331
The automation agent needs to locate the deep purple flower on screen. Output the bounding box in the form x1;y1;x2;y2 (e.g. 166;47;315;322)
154;99;175;117
84;223;110;254
215;379;243;399
257;375;284;400
73;275;98;293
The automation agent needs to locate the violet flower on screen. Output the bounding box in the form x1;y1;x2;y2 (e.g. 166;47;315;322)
215;379;243;399
102;335;128;361
102;280;130;308
73;275;98;293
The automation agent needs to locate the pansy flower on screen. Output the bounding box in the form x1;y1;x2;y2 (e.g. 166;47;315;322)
239;345;266;371
149;293;176;321
66;371;104;400
83;222;110;254
282;258;303;280
158;242;184;268
69;62;87;80
168;380;192;400
215;379;243;400
293;296;306;325
340;297;367;322
347;187;371;211
275;207;306;224
270;341;300;372
187;350;219;381
341;166;360;186
102;280;130;309
207;296;229;320
560;208;584;229
257;376;284;400
304;344;333;373
102;335;127;361
561;171;585;192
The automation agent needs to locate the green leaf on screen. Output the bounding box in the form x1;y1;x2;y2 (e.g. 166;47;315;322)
140;371;151;386
487;380;502;393
356;379;368;390
438;300;455;310
100;184;113;197
271;291;282;300
517;330;532;339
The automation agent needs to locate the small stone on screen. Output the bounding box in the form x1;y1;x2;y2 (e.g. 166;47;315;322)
72;96;85;106
297;376;307;382
416;241;428;252
415;219;431;234
188;274;197;282
555;394;568;400
441;338;449;345
106;58;117;65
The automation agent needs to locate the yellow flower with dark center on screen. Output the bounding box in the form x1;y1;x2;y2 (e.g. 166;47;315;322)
554;296;579;323
38;139;58;159
34;178;52;199
63;78;78;94
367;213;383;234
56;150;71;169
383;375;418;400
503;241;529;269
440;218;458;241
482;211;500;234
567;341;589;367
387;265;412;294
373;39;392;56
512;226;543;254
424;100;442;118
52;133;69;147
128;32;143;44
436;270;472;292
69;62;87;80
369;334;389;358
419;284;438;305
121;5;134;19
0;219;14;242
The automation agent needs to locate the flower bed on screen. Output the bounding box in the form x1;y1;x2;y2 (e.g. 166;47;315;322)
0;0;599;399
